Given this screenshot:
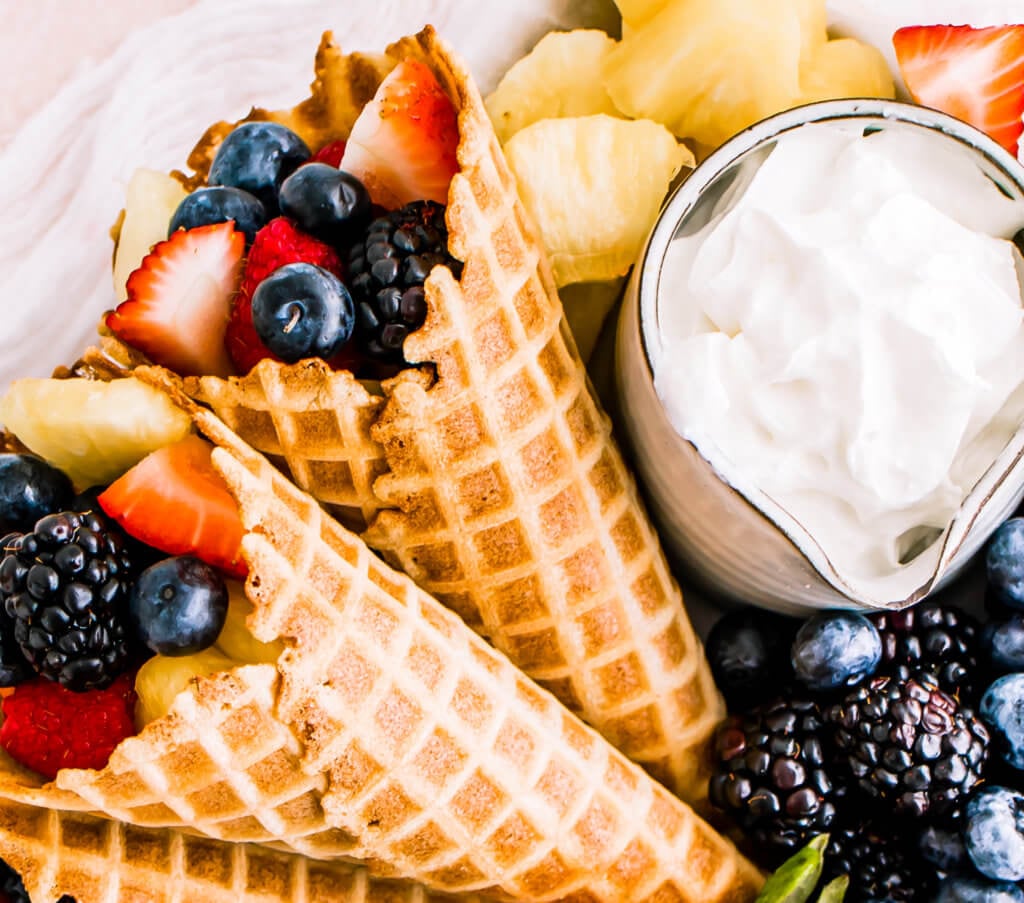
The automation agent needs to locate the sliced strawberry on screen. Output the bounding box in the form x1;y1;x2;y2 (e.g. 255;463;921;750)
107;222;243;377
894;24;1024;156
340;59;459;209
310;139;348;167
98;434;247;578
225;217;352;374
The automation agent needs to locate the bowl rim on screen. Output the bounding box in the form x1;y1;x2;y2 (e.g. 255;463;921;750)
637;97;1024;360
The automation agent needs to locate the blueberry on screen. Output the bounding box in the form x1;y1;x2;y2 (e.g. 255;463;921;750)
169;186;266;246
965;787;1024;881
935;875;1024;903
208;122;310;214
981;674;1024;769
982;616;1024;673
0;455;73;534
790;611;881;691
705;607;798;707
278;164;371;244
987;518;1024;610
129;556;228;656
251;263;355;363
919;823;969;872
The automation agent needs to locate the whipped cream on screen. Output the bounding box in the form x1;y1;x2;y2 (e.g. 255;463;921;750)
652;122;1024;597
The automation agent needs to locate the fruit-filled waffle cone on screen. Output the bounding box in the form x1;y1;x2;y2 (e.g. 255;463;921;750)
176;27;723;803
0;367;762;902
0;787;477;903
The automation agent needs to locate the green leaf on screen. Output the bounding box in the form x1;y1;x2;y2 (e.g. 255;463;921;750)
754;835;828;903
816;875;848;903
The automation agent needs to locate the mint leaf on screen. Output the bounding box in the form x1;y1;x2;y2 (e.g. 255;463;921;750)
816;875;848;903
754;835;828;903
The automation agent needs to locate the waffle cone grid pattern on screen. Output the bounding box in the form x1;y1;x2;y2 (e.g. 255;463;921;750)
193;28;723;803
50;400;759;902
0;797;474;903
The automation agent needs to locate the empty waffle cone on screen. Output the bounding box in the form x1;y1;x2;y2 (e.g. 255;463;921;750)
183;27;723;803
0;367;760;902
0;790;475;903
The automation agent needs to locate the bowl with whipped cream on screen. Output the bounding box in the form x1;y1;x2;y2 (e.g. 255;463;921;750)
616;98;1024;614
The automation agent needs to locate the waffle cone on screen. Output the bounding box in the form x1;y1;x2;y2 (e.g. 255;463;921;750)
0;790;475;903
0;368;760;901
183;27;723;802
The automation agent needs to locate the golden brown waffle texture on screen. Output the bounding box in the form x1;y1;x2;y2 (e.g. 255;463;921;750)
0;795;475;903
0;371;761;902
186;27;724;802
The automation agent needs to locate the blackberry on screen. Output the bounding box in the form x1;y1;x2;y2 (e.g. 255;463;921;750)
827;673;988;819
347;201;462;363
824;820;934;901
0;534;32;688
0;511;136;691
708;697;838;866
870;603;980;702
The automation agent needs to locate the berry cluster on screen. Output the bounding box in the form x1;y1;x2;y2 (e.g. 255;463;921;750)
162;59;462;377
707;515;1024;900
0;447;237;784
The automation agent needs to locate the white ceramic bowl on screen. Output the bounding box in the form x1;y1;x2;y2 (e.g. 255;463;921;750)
616;99;1024;615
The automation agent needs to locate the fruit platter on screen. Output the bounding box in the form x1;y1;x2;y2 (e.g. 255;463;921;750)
1;0;1024;901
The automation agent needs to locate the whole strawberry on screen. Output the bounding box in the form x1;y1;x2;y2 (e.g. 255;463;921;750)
224;217;354;374
0;673;137;779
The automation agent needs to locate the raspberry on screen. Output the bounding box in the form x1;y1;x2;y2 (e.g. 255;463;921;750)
225;217;345;373
0;672;136;779
310;139;348;168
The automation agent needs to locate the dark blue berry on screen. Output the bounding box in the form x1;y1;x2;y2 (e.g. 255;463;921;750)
129;556;228;656
964;786;1024;881
705;607;798;707
935;876;1024;903
0;455;73;534
919;823;969;872
278;164;371;244
981;674;1024;770
983;615;1024;673
987;518;1024;610
251;263;355;363
208;122;310;214
791;611;881;691
169;186;266;246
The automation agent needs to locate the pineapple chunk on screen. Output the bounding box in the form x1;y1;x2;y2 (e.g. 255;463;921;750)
613;0;671;29
485;31;621;144
215;581;284;664
603;0;810;148
793;0;828;59
112;169;187;302
799;38;895;104
134;647;236;729
0;377;193;488
561;279;627;362
505;115;691;286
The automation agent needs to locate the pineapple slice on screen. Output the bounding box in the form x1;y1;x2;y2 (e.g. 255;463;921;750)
613;0;671;29
561;278;627;362
505;114;691;286
214;581;284;664
799;38;895;104
485;31;621;144
112;169;187;302
134;647;236;729
603;0;810;148
0;377;193;488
